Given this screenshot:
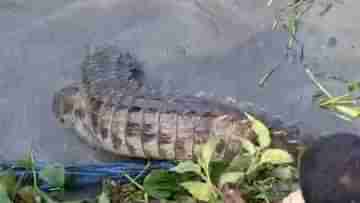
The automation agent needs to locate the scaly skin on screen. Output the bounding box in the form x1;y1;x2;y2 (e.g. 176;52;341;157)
52;45;310;161
53;81;308;161
54;82;258;160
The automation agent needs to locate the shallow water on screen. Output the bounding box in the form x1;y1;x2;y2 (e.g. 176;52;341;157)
1;0;360;164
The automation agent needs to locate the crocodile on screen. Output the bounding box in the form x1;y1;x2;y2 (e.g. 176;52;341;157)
52;45;314;161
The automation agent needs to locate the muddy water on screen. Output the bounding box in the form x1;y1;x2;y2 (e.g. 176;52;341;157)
0;0;359;164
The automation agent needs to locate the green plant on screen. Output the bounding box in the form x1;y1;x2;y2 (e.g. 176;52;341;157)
306;68;360;122
0;150;114;203
0;112;298;203
143;112;297;203
273;0;314;49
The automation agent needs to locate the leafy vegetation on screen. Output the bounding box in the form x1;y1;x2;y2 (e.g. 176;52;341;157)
0;113;298;203
139;112;298;203
306;68;360;121
272;0;315;48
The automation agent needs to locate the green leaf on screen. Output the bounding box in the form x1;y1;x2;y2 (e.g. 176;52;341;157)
199;136;220;171
209;160;231;184
143;170;180;200
244;112;271;148
226;154;252;172
180;181;212;202
0;169;17;197
347;81;360;92
172;161;202;176
209;194;222;203
254;192;270;203
271;166;295;180
334;105;360;118
259;149;294;165
319;94;352;106
0;184;12;203
98;191;111;203
162;196;197;203
240;138;257;154
218;172;244;188
214;199;225;203
287;14;298;48
39;164;65;188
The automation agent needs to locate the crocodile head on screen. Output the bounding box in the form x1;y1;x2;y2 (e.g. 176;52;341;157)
52;83;85;128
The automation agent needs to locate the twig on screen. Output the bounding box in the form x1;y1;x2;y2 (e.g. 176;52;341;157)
319;3;333;16
305;68;333;97
134;160;151;181
332;112;353;122
122;173;144;191
258;63;281;87
13;173;26;199
297;0;315;17
318;94;351;106
122;173;149;203
272;20;278;30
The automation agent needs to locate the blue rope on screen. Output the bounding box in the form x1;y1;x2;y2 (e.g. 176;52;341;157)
0;160;176;191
